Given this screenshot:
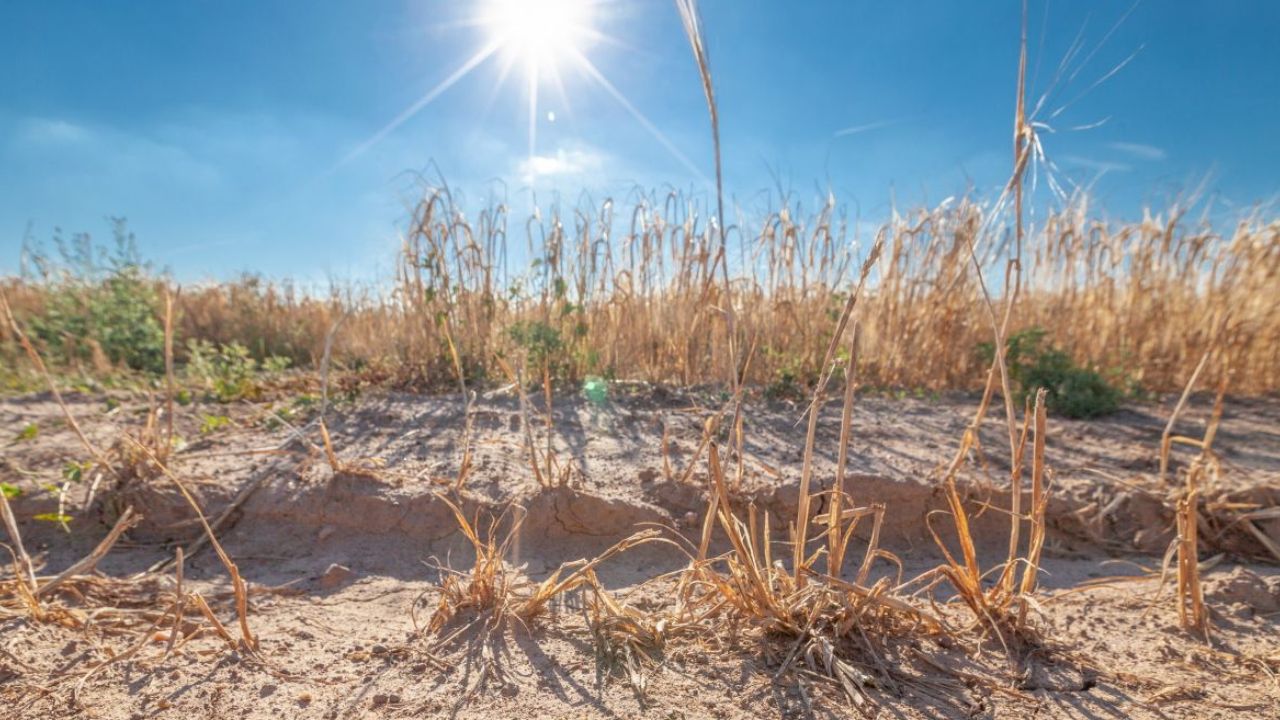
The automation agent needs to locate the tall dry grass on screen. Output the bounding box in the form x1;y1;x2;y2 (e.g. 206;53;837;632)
3;192;1276;396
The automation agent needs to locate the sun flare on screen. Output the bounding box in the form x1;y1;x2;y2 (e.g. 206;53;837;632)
341;0;701;183
482;0;595;70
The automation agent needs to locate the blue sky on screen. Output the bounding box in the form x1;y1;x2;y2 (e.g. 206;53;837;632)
2;1;1277;282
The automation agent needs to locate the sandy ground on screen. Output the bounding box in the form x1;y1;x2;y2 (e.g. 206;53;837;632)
1;384;1278;719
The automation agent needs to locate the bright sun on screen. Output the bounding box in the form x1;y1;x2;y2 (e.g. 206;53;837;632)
342;0;702;184
482;0;595;70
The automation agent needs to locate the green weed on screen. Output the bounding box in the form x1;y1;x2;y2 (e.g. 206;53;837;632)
200;414;232;434
979;327;1121;419
24;220;166;373
61;460;91;484
186;340;287;402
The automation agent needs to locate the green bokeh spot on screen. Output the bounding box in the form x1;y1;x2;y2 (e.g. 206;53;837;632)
583;376;608;406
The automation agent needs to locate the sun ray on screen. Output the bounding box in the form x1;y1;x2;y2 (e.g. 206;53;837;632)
480;52;521;123
545;56;576;128
335;0;706;189
567;48;711;188
527;56;540;162
332;40;502;172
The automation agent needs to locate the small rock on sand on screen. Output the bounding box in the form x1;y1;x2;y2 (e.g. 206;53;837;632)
319;563;353;590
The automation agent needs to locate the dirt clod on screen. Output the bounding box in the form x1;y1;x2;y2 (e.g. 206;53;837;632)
1204;566;1280;614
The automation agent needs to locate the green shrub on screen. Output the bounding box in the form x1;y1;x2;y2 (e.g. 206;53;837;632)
24;220;165;373
508;320;564;367
183;337;292;402
764;365;808;402
186;340;258;402
978;327;1120;419
262;355;292;374
762;344;828;402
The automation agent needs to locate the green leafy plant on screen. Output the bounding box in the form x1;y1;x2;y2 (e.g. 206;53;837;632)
200;414;232;434
62;460;92;484
508;320;564;372
978;327;1120;419
292;393;319;408
264;393;319;429
1;483;20;500
762;346;815;401
25;220;166;373
186;339;259;402
34;512;74;529
262;355;292;373
16;422;38;441
764;370;805;401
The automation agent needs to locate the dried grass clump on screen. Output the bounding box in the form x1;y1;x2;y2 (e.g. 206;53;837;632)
584;587;678;703
417;497;661;640
2;542;282;714
0;508;140;627
1155;331;1234;636
925;390;1051;647
412;496;668;699
0;289;262;697
678;443;946;707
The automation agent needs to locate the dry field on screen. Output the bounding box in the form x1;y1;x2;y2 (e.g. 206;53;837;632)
0;377;1278;718
2;169;1279;720
3;4;1280;719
